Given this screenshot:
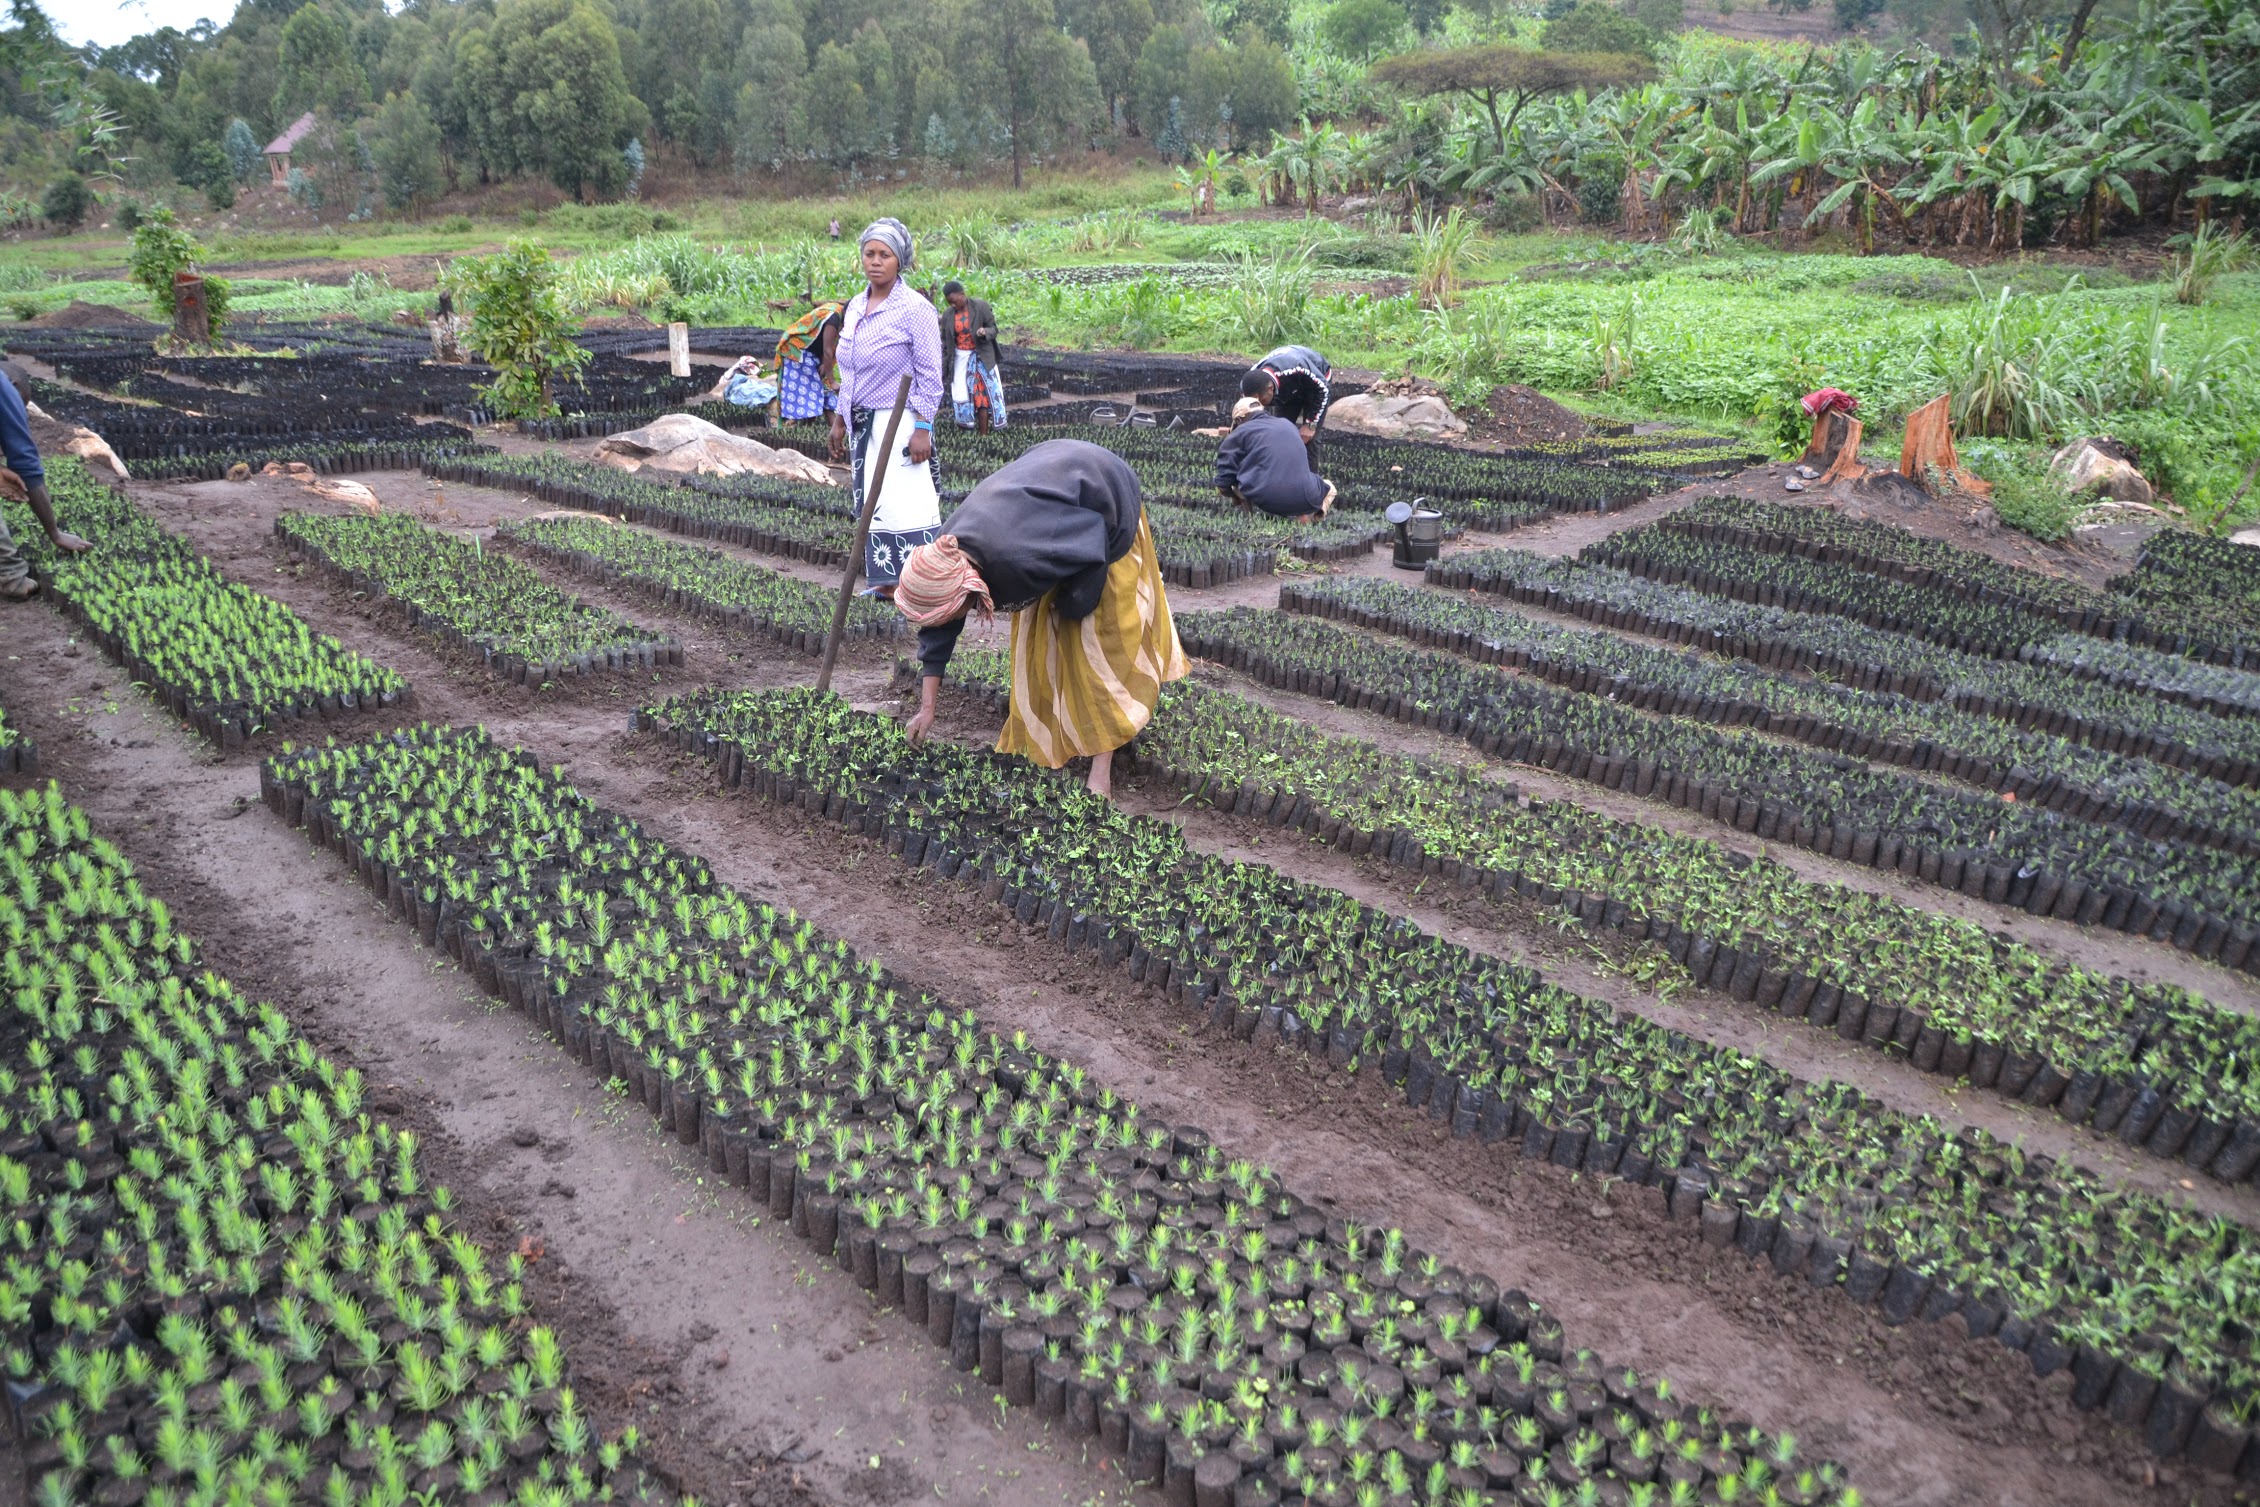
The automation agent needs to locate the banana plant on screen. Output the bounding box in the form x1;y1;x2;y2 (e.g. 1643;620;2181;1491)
1807;97;1910;254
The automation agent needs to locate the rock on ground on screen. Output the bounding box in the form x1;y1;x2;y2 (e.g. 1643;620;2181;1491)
1327;392;1468;441
2051;437;2154;504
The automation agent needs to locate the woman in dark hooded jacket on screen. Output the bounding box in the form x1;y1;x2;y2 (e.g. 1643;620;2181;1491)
893;438;1188;796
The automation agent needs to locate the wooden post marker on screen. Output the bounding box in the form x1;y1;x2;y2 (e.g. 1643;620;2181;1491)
816;371;913;694
173;273;210;346
668;321;691;378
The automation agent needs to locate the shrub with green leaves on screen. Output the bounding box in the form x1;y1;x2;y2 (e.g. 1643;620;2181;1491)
442;241;593;421
125;206;231;337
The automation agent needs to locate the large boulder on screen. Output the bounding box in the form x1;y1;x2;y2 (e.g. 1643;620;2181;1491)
2050;437;2153;504
1326;392;1468;441
597;413;836;485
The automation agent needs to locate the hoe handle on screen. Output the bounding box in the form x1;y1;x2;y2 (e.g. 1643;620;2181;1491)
817;372;914;694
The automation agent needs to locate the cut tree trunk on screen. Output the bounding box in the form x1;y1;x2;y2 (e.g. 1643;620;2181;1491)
1900;394;1991;496
173;273;210;346
1817;418;1868;485
1800;409;1859;473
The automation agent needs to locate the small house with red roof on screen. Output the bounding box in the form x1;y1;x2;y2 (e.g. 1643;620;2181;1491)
263;112;318;185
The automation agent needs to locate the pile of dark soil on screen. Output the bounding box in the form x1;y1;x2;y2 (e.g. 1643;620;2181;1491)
32;299;157;329
1477;383;1590;446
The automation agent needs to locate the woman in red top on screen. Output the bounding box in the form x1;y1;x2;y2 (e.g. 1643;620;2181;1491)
940;281;1006;432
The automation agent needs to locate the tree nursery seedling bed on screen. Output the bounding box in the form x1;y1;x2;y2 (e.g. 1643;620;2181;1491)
15;304;2260;1502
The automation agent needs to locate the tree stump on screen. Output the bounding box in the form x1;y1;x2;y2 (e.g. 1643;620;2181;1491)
1817;417;1868;485
1899;394;1990;495
1800;408;1857;473
430;290;464;363
172;273;210;346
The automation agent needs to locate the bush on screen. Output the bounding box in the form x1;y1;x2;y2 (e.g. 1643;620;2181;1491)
1310;233;1409;270
126;207;231;338
1484;192;1544;233
184;142;237;211
1319;0;1408;60
1542;2;1660;57
40;173;90;229
223;119;260;182
442;240;592;420
1959;441;2080;542
1576;169;1623;225
439;213;474;233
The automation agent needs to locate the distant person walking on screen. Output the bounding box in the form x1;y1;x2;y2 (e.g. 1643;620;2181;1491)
940;281;1006;433
1242;344;1332;472
893;439;1186;797
0;362;93;601
774;299;844;422
830;218;944;595
1216;395;1334;521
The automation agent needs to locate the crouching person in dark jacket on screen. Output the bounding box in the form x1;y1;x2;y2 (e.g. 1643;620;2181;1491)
1215;396;1336;522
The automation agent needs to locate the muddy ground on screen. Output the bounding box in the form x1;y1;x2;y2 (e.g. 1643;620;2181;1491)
1;458;2252;1506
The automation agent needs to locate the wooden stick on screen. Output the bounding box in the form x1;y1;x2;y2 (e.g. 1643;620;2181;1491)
816;371;915;694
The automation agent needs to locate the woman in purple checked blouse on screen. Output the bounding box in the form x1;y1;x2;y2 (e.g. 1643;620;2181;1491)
828;217;946;595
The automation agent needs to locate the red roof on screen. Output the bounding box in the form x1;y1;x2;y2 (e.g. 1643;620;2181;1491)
263;112;318;156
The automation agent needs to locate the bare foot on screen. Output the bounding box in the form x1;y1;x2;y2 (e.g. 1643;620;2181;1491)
1086;749;1114;798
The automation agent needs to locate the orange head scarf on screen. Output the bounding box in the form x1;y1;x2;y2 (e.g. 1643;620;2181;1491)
894;535;992;626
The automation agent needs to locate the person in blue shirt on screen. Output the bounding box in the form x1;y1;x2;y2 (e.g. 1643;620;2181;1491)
0;363;92;600
1215;396;1335;522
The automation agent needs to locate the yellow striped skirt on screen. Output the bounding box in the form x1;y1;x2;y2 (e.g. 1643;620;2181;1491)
997;517;1189;768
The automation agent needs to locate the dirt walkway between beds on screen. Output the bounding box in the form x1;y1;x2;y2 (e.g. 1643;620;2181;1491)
0;469;2240;1506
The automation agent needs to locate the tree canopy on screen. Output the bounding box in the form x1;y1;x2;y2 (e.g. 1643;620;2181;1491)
1371;44;1656;153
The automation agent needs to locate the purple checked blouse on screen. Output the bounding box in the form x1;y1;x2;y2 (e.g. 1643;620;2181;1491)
837;282;944;422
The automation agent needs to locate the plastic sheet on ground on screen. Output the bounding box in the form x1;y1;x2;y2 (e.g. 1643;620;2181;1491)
596;413;835;485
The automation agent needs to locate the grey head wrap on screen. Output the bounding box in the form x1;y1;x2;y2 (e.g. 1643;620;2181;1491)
858;217;915;273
